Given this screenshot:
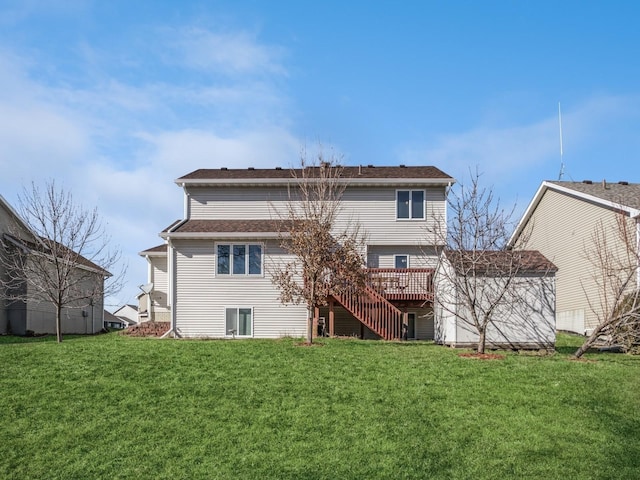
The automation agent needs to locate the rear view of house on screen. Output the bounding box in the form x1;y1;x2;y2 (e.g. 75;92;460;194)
139;165;455;339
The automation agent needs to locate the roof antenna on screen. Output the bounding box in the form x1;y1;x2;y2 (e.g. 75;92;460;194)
558;102;565;180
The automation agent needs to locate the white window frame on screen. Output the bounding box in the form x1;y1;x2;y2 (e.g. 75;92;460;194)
394;254;410;269
216;243;264;276
396;189;425;220
225;306;254;337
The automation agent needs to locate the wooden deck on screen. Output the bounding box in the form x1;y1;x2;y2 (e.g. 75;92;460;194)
366;268;434;302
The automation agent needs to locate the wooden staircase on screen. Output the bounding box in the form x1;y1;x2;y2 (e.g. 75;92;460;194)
332;285;404;340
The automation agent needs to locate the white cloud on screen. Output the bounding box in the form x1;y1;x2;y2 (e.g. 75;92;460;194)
168;28;286;76
399;93;640;188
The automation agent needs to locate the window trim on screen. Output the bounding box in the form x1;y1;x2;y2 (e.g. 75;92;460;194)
224;306;254;337
216;242;264;277
396;189;426;220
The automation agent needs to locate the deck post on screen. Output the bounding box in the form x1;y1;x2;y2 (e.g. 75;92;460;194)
402;310;408;340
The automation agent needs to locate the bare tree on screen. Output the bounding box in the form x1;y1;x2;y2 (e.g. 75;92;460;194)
0;181;124;342
574;211;640;358
270;152;367;343
431;170;546;354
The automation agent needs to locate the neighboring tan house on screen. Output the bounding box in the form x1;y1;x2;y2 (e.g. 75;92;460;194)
434;250;557;349
141;165;455;340
509;180;640;335
0;194;108;336
137;244;170;323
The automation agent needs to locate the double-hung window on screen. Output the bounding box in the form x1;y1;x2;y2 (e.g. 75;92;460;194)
225;307;253;337
396;190;425;220
217;243;262;275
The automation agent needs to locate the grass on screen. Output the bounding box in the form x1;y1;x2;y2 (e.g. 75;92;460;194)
1;333;639;479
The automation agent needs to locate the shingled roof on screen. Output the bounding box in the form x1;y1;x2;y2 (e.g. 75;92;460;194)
160;219;296;238
176;165;454;184
138;244;168;256
547;180;640;211
446;250;557;275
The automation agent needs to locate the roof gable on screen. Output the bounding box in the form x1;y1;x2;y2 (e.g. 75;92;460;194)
510;180;640;246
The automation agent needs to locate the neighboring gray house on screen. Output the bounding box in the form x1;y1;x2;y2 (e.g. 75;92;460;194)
142;165;455;340
0;194;108;336
510;180;640;334
104;310;127;329
434;250;557;349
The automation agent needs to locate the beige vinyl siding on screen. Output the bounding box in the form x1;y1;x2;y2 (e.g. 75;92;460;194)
187;185;447;246
150;256;169;310
337;187;445;246
523;189;635;332
367;245;439;268
173;239;307;338
189;187;288;220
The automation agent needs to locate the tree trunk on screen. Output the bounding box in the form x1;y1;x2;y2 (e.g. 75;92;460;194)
307;306;314;344
574;325;605;359
56;305;63;343
477;327;486;354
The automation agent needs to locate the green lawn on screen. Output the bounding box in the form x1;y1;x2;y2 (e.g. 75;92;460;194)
1;333;639;479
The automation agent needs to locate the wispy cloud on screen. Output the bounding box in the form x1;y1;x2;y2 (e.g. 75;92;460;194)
166;27;287;76
399;94;640;187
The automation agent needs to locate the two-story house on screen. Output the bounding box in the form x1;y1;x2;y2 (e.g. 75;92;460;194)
510;180;640;335
1;194;108;336
139;165;455;340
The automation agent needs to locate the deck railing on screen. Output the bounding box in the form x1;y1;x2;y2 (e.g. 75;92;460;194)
366;268;435;301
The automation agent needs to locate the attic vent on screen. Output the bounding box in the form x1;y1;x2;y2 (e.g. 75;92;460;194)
275;167;282;170
619;181;629;185
582;180;593;184
221;167;228;171
399;164;406;168
248;167;255;170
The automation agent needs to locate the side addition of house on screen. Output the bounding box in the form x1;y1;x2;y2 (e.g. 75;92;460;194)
138;165;455;339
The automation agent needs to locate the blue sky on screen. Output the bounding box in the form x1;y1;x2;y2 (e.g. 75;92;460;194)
1;0;639;308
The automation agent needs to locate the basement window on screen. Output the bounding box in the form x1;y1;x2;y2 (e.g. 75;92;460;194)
225;307;253;337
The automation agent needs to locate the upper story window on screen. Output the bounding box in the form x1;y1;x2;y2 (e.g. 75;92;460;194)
396;190;425;220
217;244;262;275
